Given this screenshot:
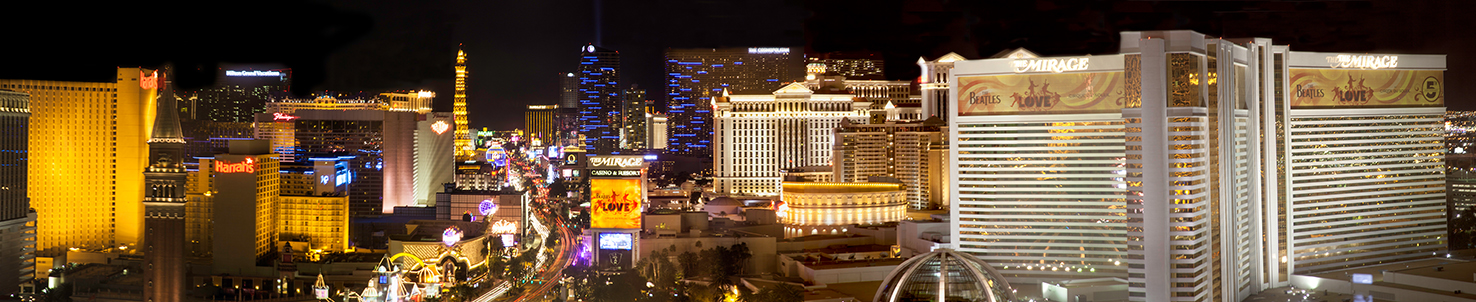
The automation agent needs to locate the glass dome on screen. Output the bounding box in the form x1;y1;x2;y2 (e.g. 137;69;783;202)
873;248;1016;302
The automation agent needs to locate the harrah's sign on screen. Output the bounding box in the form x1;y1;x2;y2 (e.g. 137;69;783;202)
588;156;644;168
1327;54;1398;69
1013;57;1090;73
215;158;256;174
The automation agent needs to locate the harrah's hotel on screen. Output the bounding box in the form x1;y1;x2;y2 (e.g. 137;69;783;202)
947;30;1445;301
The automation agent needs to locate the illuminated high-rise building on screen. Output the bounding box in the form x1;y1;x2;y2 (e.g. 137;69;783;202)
806;51;886;80
1;67;157;251
377;90;435;114
918;53;966;121
177;67;290;123
560;72;580;109
259;109;416;216
803;75;917;123
665;47;804;158
0;89;36;295
832;119;948;210
185;151;352;260
142;72;187;302
712;83;870;196
415;112;456;206
578;44;622;155
524;105;558;145
256;95;419;162
209;140;279;274
557;72;582;146
622;86;646;150
650;113;668;150
454;48;473;160
947;30;1447;302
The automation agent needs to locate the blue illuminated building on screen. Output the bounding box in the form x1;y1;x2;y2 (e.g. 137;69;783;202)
663;47;803;158
579;45;622;155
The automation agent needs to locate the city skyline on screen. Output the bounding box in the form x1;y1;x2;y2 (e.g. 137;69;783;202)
2;1;1472;131
2;2;1475;302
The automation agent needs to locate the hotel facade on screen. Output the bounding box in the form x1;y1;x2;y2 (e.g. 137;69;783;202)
948;30;1446;301
1;67;160;252
712;83;870;196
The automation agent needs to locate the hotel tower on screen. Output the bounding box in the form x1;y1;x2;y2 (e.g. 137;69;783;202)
949;30;1446;301
1;67;160;251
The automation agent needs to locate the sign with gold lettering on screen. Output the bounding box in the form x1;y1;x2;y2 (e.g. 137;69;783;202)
957;72;1125;116
590;178;642;229
1289;69;1442;108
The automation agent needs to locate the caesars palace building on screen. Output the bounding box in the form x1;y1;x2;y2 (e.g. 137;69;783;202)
946;30;1446;301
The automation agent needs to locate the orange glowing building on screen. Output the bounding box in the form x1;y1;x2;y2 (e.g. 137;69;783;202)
0;67;159;251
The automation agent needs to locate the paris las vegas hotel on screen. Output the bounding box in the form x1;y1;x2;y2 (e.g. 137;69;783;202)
944;30;1446;301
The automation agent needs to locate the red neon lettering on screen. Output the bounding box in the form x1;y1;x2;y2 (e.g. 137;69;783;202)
140;71;158;89
214;158;256;173
273;113;299;121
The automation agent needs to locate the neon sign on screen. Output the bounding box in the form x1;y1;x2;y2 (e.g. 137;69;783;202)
1012;58;1090;73
442;226;462;247
1326;55;1398;69
588;156;643;168
748;47;789;54
139;70;158;89
215;158;256;174
272;113;298;121
478;199;498;216
432;121;450;135
320;175;331;184
589;169;641;177
225;70;282;77
491;220;517;234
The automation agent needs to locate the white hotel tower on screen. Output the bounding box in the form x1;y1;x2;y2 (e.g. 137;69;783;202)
712;83;871;196
949;30;1446;302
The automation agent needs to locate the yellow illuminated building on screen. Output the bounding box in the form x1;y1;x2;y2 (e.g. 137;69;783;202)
187;154;352;260
184;168;213;258
278;195;349;251
454;48;473;160
0;67;157;251
778;182;906;238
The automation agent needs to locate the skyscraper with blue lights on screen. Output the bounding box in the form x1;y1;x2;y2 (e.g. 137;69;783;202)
664;47;803;158
579;45;621;154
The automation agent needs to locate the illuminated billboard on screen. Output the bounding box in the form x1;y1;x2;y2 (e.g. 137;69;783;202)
590;178;643;229
598;232;633;250
1288;69;1442;108
956;71;1125;116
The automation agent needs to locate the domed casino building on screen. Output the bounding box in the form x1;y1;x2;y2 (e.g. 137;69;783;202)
873;248;1017;302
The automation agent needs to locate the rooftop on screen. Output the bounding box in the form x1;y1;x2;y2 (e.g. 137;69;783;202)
781;182;903;194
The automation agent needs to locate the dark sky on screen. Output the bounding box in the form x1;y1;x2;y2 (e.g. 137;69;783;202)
2;0;1472;130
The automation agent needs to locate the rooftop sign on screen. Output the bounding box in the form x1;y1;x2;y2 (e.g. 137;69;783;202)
748;47;789;54
1326;55;1398;69
1012;58;1090;73
588;155;644;168
226;70;282;77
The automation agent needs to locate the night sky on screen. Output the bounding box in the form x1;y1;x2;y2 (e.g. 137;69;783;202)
3;0;1472;131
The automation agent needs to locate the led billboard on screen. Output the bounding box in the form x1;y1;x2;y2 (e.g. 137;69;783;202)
1288;69;1442;108
956;71;1126;116
590;178;643;229
598;232;633;250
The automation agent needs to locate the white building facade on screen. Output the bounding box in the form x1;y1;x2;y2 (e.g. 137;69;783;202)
949;30;1446;302
712;83;870;196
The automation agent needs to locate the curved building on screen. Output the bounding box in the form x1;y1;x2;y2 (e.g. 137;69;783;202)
779;182;905;237
874;248;1017;302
